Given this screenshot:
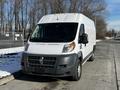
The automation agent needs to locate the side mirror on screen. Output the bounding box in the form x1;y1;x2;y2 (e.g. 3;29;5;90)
79;33;88;44
82;33;88;44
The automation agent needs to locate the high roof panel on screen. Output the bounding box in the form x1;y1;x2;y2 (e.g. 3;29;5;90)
38;13;86;24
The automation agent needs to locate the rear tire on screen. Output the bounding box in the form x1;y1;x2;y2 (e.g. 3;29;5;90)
72;60;82;81
89;52;95;61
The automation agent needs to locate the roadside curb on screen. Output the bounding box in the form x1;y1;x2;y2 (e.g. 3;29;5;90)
0;70;22;86
113;44;120;90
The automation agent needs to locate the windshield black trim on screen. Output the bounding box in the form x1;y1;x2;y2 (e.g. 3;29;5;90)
30;23;78;43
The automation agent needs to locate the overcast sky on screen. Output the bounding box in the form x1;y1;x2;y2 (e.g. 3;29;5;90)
106;0;120;31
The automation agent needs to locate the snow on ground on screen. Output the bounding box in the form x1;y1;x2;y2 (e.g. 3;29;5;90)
0;53;22;78
0;47;24;78
96;40;102;42
0;47;24;55
105;37;113;40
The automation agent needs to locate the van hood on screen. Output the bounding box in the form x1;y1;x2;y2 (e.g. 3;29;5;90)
27;42;65;55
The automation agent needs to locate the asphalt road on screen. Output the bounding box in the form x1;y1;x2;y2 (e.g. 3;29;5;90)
0;40;120;90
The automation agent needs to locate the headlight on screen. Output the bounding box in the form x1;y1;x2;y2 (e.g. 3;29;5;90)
62;42;75;53
24;43;29;51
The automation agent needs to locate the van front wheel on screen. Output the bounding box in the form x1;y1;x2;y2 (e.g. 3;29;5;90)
72;60;82;81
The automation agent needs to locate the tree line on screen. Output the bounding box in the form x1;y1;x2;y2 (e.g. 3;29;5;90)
0;0;107;39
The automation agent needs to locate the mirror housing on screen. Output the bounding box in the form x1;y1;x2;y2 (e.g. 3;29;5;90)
79;33;88;44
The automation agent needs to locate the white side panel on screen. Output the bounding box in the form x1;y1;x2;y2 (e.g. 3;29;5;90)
76;16;96;59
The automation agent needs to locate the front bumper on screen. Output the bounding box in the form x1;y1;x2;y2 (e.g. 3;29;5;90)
21;53;78;77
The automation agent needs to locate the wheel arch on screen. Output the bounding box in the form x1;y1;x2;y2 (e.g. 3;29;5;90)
78;51;83;63
93;45;96;52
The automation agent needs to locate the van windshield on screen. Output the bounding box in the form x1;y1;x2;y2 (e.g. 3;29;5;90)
30;23;78;42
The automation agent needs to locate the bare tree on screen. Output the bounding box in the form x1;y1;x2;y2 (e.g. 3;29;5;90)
96;16;107;39
69;0;80;12
6;0;14;33
0;0;107;39
13;0;21;32
0;0;5;34
49;0;65;13
41;0;49;15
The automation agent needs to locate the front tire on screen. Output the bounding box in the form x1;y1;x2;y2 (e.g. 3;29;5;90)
72;60;82;81
89;52;95;61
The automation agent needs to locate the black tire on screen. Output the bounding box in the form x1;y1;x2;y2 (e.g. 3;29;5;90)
72;60;82;81
89;52;95;61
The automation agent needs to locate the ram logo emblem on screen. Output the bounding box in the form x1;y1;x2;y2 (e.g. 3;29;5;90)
39;57;44;65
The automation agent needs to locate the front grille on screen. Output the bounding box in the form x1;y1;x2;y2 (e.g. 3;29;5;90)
26;55;57;74
27;56;56;67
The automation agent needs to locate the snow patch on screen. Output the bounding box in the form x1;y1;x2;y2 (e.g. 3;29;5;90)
96;40;102;42
0;53;22;78
105;37;113;40
0;47;24;55
0;47;23;78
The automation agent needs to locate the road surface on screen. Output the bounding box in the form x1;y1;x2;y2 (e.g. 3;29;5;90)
0;40;120;90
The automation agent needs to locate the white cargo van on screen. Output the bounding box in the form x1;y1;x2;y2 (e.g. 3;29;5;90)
21;13;96;81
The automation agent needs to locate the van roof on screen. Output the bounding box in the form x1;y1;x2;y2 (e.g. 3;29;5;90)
38;13;92;24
